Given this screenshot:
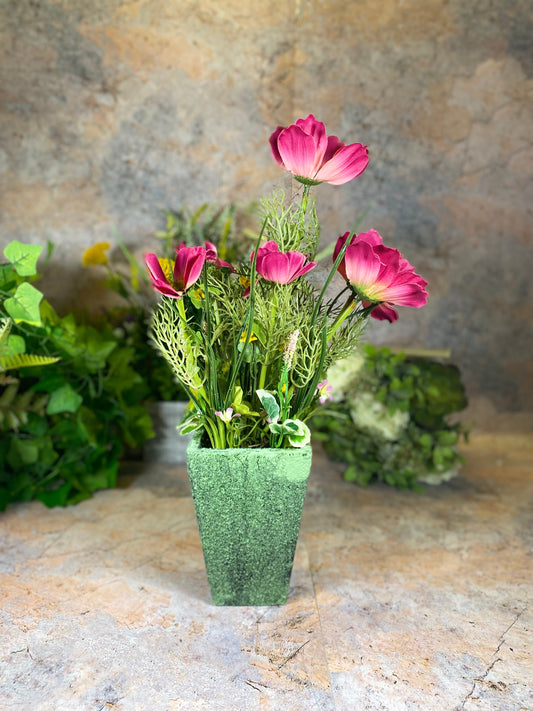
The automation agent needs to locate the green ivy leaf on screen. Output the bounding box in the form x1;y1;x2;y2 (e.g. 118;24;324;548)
3;241;43;277
46;384;83;415
256;389;280;424
4;283;43;326
3;335;26;356
286;419;311;448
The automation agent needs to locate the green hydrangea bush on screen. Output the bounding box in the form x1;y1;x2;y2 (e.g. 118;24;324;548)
312;345;469;490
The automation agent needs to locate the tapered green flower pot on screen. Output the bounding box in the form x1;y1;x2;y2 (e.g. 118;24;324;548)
186;436;312;606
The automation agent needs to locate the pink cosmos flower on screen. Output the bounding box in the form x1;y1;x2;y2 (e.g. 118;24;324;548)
334;230;428;322
251;240;316;285
145;245;206;298
204;241;235;271
269;114;369;186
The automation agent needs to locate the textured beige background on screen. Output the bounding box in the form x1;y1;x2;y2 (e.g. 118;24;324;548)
0;0;532;412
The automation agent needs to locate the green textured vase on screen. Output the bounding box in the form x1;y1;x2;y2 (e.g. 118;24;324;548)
186;436;312;606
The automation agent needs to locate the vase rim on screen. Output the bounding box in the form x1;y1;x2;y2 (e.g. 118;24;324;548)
188;434;312;456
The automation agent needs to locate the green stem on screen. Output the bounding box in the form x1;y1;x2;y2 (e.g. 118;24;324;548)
202;415;221;448
327;294;357;339
297;184;311;250
309;236;351;331
300;184;311;220
223;217;268;409
258;296;277;390
216;417;227;449
176;297;187;323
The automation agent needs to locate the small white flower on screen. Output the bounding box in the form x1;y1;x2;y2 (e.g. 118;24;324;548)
349;392;409;441
326;353;366;401
283;329;300;369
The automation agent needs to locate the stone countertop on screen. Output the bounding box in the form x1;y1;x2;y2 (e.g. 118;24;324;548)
1;433;532;711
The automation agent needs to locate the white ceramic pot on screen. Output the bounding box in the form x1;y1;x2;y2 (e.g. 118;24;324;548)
143;400;191;463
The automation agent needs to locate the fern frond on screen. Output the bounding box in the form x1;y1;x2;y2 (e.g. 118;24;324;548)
0;353;60;372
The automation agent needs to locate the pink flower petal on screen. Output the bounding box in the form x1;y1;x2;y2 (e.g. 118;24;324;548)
356;229;383;247
145;253;183;298
204;240;217;260
295;114;328;172
145;253;168;283
259;252;293;283
292;259;317;280
256;248;316;284
315;143;369;185
333;231;355;280
374;246;402;286
174;245;206;291
205;241;235;271
370;303;399;322
381;282;428;307
269;126;285;166
277;125;321;178
343;242;382;289
321;135;345;164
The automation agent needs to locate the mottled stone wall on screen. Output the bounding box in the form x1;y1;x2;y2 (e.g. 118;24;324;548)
1;0;531;412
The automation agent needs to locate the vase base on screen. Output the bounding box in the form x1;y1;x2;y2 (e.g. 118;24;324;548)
209;587;290;607
210;597;288;607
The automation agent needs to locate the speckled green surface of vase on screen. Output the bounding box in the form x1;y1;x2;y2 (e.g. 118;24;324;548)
186;437;312;606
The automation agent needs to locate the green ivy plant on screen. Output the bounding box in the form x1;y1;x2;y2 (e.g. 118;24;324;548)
0;241;154;510
312;345;469;490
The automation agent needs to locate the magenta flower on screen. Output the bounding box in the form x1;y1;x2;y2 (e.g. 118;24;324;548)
145;245;206;298
252;241;316;285
204;241;235;271
269;114;369;186
334;230;428;322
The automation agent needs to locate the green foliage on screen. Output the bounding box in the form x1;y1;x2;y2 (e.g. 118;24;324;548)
0;242;154;510
312;345;469;490
155;203;246;264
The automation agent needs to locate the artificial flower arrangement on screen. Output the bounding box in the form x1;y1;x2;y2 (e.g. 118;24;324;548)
146;115;428;450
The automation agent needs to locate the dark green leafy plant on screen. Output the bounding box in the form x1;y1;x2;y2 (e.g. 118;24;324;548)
0;241;154;510
312;345;468;490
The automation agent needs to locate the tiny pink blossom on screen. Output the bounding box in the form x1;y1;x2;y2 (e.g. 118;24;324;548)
251;241;316;285
317;379;333;404
269;114;369;186
333;230;428;322
214;407;241;423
